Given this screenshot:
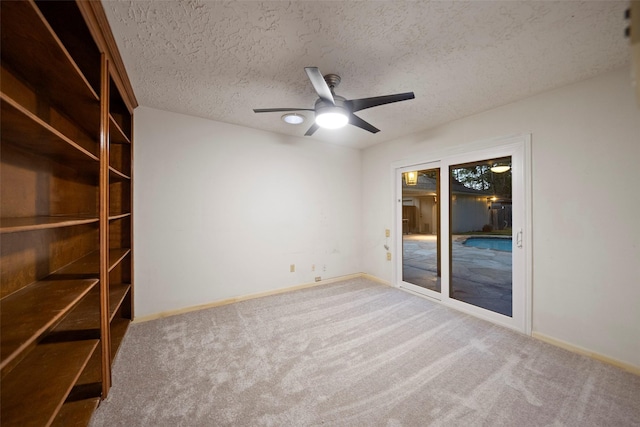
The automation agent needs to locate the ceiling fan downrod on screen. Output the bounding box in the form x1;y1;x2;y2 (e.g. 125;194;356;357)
323;74;341;92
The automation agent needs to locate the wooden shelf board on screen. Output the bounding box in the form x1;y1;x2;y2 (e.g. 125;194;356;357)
0;216;99;234
52;398;100;427
34;0;101;96
108;213;131;221
109;165;131;181
51;287;100;334
108;248;131;272
49;249;131;279
50;251;100;279
109;113;131;144
1;94;100;170
109;284;131;322
0;279;98;370
74;336;103;386
110;317;130;361
58;284;131;332
0;340;98;427
1;1;100;136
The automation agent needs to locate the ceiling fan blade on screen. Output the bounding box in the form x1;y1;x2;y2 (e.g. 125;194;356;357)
305;67;335;105
349;113;380;133
346;92;415;113
253;108;314;113
304;123;319;136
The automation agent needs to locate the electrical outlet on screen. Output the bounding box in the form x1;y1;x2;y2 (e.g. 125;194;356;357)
386;252;392;261
385;229;390;237
290;264;295;273
312;264;315;272
322;265;326;272
315;276;322;282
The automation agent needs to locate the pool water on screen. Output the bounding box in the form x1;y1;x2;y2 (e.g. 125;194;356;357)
463;237;512;252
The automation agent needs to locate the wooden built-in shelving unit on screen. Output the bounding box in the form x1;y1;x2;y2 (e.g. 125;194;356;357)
1;0;137;424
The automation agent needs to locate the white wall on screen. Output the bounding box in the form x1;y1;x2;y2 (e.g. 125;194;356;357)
133;107;362;317
361;68;640;368
134;68;639;369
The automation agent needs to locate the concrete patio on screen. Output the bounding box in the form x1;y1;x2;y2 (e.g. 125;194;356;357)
402;234;512;316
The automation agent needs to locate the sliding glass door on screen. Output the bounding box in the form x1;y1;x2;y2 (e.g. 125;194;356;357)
396;136;530;333
401;165;441;299
450;157;512;316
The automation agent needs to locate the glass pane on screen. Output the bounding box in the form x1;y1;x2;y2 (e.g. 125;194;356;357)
450;157;512;316
402;168;440;292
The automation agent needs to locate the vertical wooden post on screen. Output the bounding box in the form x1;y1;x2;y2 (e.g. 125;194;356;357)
99;53;112;397
129;109;135;322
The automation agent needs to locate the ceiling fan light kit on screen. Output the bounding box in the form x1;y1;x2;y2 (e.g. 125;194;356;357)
253;67;415;136
315;110;348;129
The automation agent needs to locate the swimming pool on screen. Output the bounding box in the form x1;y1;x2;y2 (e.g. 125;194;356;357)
463;237;512;252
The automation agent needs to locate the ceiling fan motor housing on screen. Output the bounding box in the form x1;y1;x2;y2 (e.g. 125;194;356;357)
314;96;349;113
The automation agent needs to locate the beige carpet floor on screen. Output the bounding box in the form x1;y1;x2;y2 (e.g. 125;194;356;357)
90;278;640;426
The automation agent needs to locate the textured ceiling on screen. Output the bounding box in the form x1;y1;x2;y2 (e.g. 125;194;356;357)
103;1;629;149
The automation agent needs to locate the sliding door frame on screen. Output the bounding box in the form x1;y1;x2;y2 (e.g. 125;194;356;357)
392;134;532;334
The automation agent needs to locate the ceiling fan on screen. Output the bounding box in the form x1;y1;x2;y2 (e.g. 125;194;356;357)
253;67;415;136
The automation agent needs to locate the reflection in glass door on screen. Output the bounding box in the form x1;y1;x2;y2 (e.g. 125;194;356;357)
449;157;513;316
402;167;440;294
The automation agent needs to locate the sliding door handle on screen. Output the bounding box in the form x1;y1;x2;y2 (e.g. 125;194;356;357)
516;229;523;248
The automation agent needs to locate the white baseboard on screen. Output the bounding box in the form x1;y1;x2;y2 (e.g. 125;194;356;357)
133;272;365;324
532;331;640;375
360;273;393;287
